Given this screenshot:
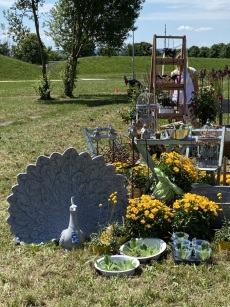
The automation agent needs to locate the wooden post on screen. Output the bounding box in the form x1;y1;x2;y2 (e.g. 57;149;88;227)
223;156;227;185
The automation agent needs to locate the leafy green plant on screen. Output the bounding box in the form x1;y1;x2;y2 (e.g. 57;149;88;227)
34;73;52;100
123;238;160;257
195;242;211;261
175;243;192;260
214;219;230;242
96;255;136;271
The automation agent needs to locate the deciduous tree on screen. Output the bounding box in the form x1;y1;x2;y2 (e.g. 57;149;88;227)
3;0;51;100
47;0;145;97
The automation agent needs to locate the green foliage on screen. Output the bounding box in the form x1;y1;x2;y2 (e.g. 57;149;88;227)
34;73;51;100
47;0;145;97
61;55;77;97
13;33;48;65
123;238;160;257
189;84;220;125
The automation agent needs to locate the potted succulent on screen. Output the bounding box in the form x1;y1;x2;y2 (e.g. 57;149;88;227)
214;219;230;251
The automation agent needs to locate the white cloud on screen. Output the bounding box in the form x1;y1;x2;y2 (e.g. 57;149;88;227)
195;27;213;32
0;0;14;6
140;10;230;21
177;26;193;31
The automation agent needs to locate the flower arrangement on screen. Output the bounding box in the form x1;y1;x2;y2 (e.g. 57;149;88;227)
189;85;220;125
89;192;128;252
172;193;222;239
126;194;173;238
157;151;199;193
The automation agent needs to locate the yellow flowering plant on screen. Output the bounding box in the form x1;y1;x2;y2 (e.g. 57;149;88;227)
129;165;150;189
89;192;128;251
157;151;199;193
126;194;173;238
172;193;222;239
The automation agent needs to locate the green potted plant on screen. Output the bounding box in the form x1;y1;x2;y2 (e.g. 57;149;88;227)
94;255;140;277
214;219;230;251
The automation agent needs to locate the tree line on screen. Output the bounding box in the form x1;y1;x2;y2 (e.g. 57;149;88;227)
1;39;230;63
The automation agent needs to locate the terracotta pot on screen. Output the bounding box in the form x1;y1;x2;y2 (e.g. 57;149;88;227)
117;236;128;245
132;188;143;198
218;241;230;251
92;245;110;254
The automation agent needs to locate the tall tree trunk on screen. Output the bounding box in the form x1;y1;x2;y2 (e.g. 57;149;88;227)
32;0;51;100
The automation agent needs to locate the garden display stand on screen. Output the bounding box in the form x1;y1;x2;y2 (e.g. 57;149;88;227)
186;126;226;185
150;35;187;123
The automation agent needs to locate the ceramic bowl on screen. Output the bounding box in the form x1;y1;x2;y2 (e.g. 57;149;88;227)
94;255;140;277
119;238;167;263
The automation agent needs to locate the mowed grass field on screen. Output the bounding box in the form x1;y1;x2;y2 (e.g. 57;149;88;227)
0;55;230;306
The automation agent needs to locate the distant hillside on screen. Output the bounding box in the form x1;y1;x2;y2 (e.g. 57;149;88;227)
0;55;229;81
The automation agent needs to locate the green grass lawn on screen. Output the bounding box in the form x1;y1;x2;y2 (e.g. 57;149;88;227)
0;56;230;306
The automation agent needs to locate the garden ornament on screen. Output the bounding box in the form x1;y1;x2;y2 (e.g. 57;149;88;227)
7;148;128;244
59;197;85;250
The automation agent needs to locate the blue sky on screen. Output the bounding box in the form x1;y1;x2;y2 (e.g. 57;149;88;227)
0;0;229;49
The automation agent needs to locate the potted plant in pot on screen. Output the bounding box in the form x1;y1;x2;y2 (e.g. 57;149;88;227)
94;254;140;277
214;218;230;251
189;84;220;126
129;164;150;197
157;91;175;114
89;192;129;254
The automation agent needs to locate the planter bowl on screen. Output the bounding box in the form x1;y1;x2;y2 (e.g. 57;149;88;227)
119;238;166;263
158;107;175;114
94;255;140;277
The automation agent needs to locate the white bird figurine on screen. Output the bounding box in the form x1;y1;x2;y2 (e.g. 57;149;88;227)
59;197;85;250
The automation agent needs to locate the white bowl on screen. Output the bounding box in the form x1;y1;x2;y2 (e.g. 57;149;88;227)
119;238;167;263
94;255;140;277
